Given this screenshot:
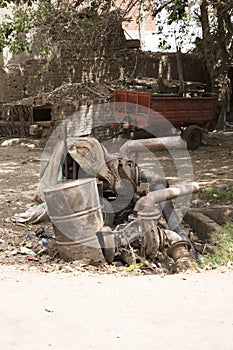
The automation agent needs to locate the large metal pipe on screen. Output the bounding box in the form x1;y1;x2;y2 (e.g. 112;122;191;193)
148;182;199;204
134;182;199;210
134;181;199;263
119;136;186;159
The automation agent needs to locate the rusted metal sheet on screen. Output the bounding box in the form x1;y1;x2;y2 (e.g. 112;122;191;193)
114;90;151;129
150;95;218;128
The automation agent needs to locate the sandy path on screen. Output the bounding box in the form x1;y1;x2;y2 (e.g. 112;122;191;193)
1;266;233;350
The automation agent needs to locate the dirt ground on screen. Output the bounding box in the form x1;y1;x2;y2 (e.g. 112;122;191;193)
0;264;233;350
0;130;232;270
0;131;233;349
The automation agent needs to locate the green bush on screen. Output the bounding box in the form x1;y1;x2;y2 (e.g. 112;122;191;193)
199;185;233;203
203;222;233;266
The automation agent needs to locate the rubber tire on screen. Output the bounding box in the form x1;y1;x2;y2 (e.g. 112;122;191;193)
182;125;203;150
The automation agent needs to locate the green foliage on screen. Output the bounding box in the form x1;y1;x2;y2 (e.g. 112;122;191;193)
0;0;206;54
167;0;188;25
33;68;43;79
202;222;233;266
155;4;200;52
39;44;49;56
199;185;233;203
0;0;99;53
0;0;35;7
33;65;47;79
0;1;52;53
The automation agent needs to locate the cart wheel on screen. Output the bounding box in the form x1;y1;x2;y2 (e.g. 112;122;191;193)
182;125;203;150
97;227;115;264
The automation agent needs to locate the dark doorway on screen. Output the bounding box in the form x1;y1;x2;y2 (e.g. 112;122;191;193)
33;106;52;122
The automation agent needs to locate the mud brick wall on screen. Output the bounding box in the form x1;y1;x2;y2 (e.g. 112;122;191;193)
0;9;205;105
1;12;128;103
124;51;205;82
1;50;205;105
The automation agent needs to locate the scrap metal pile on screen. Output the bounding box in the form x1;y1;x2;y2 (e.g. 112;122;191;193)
40;135;199;273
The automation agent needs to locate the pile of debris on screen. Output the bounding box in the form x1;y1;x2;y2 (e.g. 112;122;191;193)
113;77;207;96
12;135;201;274
17;82;114;107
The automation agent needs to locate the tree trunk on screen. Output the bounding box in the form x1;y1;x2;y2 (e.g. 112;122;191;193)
200;0;216;91
176;49;184;94
213;2;232;129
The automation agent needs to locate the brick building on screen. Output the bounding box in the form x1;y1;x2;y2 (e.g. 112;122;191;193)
122;6;156;51
111;0;156;51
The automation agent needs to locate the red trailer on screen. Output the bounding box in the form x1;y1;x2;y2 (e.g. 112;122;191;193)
114;89;218;149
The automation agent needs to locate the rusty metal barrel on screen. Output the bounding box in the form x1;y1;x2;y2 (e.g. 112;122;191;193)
43;178;105;264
